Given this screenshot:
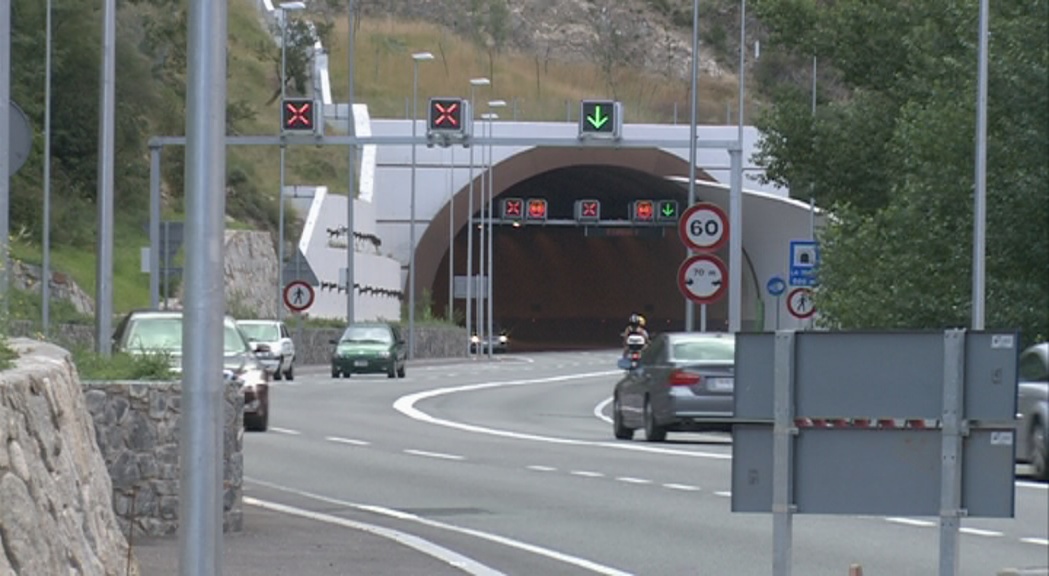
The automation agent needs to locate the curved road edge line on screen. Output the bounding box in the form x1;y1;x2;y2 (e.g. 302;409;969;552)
244;496;505;576
392;371;733;460
244;481;634;576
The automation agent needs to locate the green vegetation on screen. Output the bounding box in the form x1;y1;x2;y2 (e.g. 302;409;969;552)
72;349;176;381
754;0;1048;344
0;341;17;371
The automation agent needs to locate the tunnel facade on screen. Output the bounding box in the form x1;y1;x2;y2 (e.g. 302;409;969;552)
413;147;760;351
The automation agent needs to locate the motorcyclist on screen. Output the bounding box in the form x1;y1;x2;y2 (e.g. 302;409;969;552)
621;313;649;356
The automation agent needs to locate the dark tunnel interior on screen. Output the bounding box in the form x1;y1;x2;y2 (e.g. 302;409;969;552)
429;165;731;351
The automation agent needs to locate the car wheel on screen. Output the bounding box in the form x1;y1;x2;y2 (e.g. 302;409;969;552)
613;396;633;440
1031;421;1048;481
643;398;666;442
397;364;406;378
273;361;283;381
387;364;396;379
245;403;269;432
331;367;340;379
284;362;294;381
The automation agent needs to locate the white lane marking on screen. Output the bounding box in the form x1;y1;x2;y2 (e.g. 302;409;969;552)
1016;480;1048;490
326;436;370;446
393;372;732;461
527;465;557;472
663;483;701;492
616;477;651;485
270;427;301;435
244;497;506;576
570;470;605;478
246;478;633;576
885;517;936;528
404;449;465;461
714;491;732;498
1020;537;1049;546
594;397;613;424
959;527;1003;537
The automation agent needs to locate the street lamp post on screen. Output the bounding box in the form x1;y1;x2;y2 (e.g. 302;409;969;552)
276;1;305;321
484;100;506;360
465;77;489;356
43;0;53;335
408;51;434;359
686;0;699;332
447;146;455;321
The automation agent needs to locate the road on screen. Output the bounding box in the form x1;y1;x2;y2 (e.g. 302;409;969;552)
244;351;1049;576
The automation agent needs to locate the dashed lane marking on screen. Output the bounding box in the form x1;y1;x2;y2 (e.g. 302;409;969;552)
616;477;652;485
270;427;301;435
326;436;370;446
404;449;466;461
570;471;605;478
527;465;557;472
663;484;701;492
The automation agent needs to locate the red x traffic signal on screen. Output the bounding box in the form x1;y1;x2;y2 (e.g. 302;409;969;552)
526;198;548;221
575;199;600;222
428;98;465;132
502;198;524;220
282;98;315;132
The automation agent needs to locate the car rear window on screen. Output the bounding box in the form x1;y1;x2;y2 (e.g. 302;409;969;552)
238;322;280;343
672;338;735;362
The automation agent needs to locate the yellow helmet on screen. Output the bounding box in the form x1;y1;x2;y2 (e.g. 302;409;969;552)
638;315;646;328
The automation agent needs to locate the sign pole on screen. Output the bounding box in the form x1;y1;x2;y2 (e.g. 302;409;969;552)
685;0;699;332
700;304;707;332
0;0;10;318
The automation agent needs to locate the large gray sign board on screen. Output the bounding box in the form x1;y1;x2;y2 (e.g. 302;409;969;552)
731;331;1018;518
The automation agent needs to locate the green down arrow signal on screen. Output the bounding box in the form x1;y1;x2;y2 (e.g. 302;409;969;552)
662;203;676;217
587;105;609;130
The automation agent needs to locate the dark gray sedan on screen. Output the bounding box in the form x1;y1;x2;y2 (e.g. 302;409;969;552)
612;332;735;442
1017;342;1048;480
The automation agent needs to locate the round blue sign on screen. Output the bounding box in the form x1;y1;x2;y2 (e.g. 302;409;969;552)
766;276;786;297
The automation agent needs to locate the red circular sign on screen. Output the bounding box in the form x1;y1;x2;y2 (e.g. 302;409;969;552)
787;287;816;319
678;202;729;252
677;254;728;305
283;281;315;313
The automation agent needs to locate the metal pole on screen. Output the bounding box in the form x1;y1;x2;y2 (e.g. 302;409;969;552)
346;0;357;322
179;0;227;571
700;304;707;332
162;223;169;310
772;329;796;576
938;329;966;576
408;61;419;358
685;0;699;332
0;0;9;319
486;117;494;360
811;57;817;116
466;84;477;356
448;147;455;320
42;0;53;334
971;0;988;331
149;147;161;309
727;0;746;333
95;0;117;356
277;12;287;320
476;134;486;357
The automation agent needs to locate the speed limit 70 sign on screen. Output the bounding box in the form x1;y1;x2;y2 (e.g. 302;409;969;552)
678;202;729;252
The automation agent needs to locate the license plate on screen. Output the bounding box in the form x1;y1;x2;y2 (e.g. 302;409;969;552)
709;377;734;392
353;360;368;367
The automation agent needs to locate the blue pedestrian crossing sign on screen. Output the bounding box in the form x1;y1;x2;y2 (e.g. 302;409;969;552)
766;276;786;297
789;240;819;287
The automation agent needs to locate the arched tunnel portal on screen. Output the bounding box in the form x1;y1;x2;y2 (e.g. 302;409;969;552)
414;147;759;351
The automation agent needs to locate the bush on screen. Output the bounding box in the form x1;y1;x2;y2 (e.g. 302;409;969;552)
73;348;176;381
0;340;17;371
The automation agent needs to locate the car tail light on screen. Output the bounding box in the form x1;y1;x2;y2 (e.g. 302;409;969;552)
669;369;701;386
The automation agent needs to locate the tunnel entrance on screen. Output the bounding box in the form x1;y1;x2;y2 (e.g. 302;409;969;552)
424;157;734;352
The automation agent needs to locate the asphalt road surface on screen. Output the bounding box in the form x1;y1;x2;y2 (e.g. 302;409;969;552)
244;351;1049;576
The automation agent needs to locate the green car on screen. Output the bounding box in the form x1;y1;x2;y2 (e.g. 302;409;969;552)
330;322;407;379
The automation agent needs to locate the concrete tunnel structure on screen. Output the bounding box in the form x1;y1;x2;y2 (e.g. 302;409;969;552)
363;120;825;351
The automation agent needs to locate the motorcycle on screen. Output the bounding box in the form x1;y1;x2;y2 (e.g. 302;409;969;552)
617;333;648;370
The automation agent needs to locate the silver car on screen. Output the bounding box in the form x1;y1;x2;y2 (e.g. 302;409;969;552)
612;332;735;442
1017;342;1048;480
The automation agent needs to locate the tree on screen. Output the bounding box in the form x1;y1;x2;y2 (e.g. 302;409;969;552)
752;0;1048;343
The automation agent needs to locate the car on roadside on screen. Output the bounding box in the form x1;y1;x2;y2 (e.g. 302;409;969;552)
1016;341;1048;481
470;325;510;354
236;319;296;381
611;332;735;442
330;322;407;379
112;309;271;432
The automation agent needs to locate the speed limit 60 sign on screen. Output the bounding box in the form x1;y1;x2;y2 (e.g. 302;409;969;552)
678;202;729;252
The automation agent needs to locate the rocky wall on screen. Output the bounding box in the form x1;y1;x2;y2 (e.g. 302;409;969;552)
82;379;244;538
0;339;138;576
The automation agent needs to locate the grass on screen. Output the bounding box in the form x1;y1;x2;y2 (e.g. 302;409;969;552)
72;348;176;381
325;18;753;124
0;340;16;370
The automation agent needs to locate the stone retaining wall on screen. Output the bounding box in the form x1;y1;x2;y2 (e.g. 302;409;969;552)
83;379;244;537
0;339;138;575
